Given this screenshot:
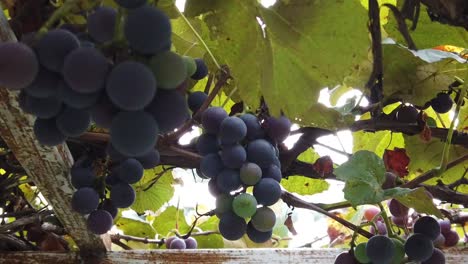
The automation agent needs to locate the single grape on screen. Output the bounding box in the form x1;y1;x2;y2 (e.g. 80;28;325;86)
221;144;246;169
246;139;276;168
443;230;459;247
57;81;100;109
70;166;95;189
438;219;451;235
353;243;370;264
26;95;62;119
218;211;247;240
87;7;116;43
165;236;176;248
404;233;434;262
413;216;441;241
366;235;395;264
71;187;99;214
63;47;110;94
219;116;247;145
396;105;419;123
183;56;197;77
106;61;156;111
215;194;233;216
0;42;38;90
208;178;222;197
115;158;144;184
334;252;358;264
422;248;445;264
100;199;118;218
191;58;208;80
265;116;291;142
200;153;224;179
110;111;158;157
187;91;208;113
262;164;282;182
240;163;262;186
370;221;387;235
239;113;264;140
391;238;405;264
114;0;147;9
431;92;453;114
136;149;160;169
363;206;380;222
150;51;186;89
216;169;242;193
169;238;186;249
56;106;91;137
33;118;66;146
388;199;409;217
201;107;228;134
246;221;272;243
382;172;397;189
391;216;407;227
232;193;257;218
145;89;190;133
124;5;171;54
110;182;136;208
196;133;219;155
433;234;445;248
87;209;113;234
24;67;60;98
90;95;118;129
253;178;281;206
35;29;80;73
184;237;198;249
251;207;276;232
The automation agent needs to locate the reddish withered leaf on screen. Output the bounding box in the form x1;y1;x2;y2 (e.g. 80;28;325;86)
383;148;410;177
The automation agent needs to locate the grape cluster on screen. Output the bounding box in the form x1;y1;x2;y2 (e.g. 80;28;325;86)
196;107;291;243
0;1;209;235
165;236;198;249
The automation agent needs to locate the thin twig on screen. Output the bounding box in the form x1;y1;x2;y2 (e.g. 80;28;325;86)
367;0;384;104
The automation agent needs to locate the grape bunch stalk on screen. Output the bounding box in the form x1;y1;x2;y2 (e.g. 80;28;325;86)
195;104;292;243
0;1;209;235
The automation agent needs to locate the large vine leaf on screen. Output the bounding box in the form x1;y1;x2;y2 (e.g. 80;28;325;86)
131;167;175;214
392;187;443;218
115;211;156;238
152;206;191;236
196;216;224;248
353;131;405;157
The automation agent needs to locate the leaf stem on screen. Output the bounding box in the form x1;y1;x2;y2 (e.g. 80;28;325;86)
38;0;81;36
378;203;394;237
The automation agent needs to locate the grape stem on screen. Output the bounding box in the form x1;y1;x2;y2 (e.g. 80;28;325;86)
377;203;395;238
37;0;81;36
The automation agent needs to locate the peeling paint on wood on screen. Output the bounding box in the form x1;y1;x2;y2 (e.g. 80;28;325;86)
0;5;106;253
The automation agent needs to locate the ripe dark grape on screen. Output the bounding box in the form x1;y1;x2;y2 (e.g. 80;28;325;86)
63;47;110;94
240;163;262;186
115;0;147;9
215;194;233;216
246;139;276;168
70;166;95;189
24;67;60;98
191;58;208;80
239;113;264;140
90;95;118;129
196;133;219;155
200;153;224;179
36;29;80;73
388;199;409;217
150;51;186;89
105;173;121;186
56;106;91;136
208;178;222;197
251;206;276;232
218;211;247;241
188;91;208;113
246;222;272;243
33;118;66;146
57;81;100;109
422;248;445;264
265;116;291;142
0;42;38;90
221;144;246;169
431;92;453;114
106;61;156;111
106;143;128;163
262;164;282;182
370;220;387;235
87;209;113;234
26;95;62;119
443;230;459;247
413;216;440;241
438;220;451;234
110;111;158;157
365;235;395;264
396;105;419;123
145;89;190;133
124;5;171;54
232;193;257;218
169;238;186;249
136;149;160;169
184;237;197;249
110;182;136;208
404;233;434;262
87;7;116;43
201;107;228;134
71;187;99;214
219;116;247;145
381;172;397;189
115;158;144;184
353;243;370;264
253;178;281;206
334;252;358;264
433;234;445;248
216;169;242;193
100;199;118;218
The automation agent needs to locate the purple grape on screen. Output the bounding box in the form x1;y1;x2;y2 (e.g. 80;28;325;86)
201;107;228;134
184;237;197;249
433;234;445;249
438;220;451;235
265;116;291;142
370;221;387;235
87;209;113;235
334;252;358;264
391;216;407;227
0;42;38;90
422;248;445;264
169;237;186;249
443;230;459;247
388;199;409;217
165;236;176;248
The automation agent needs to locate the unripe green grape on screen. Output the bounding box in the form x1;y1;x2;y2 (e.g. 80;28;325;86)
391;238;405;264
215;194;233;216
251;207;276;232
240;163;262;186
353;243;370;263
232;193;257;218
183;56;197;77
150;51;186;89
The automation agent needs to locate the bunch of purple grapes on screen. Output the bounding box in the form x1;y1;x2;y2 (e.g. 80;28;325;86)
165;236;198;249
0;1;209;235
195;105;291;243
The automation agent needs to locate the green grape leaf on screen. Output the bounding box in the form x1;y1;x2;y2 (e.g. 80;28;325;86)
353;131;405;157
393;187;443;218
152;206;191;236
383;187;412;198
195;216;224;248
131;167;175;214
115;211;156;237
